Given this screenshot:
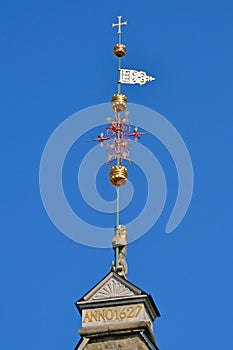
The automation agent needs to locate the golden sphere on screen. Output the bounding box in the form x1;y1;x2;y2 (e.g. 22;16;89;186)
113;44;126;57
111;93;127;112
109;165;128;187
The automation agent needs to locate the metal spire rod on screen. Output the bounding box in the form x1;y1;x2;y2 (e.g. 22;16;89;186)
115;24;123;273
111;16;128;274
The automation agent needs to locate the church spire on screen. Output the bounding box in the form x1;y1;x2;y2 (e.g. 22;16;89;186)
75;17;159;350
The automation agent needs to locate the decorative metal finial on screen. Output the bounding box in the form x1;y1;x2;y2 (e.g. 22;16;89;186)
87;17;154;278
112;16;127;34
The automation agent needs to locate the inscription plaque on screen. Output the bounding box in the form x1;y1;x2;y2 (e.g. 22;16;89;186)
82;303;150;326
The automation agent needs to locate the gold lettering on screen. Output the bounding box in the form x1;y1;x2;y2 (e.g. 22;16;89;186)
105;308;114;320
83;311;92;323
115;307;119;320
98;309;106;321
127;306;134;318
135;304;143;317
91;310;99;321
119;306;127;319
83;305;143;323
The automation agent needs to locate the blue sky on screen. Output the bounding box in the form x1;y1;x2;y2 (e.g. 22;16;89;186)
1;0;233;349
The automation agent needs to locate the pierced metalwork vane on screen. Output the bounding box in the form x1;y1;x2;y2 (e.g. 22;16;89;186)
119;68;155;86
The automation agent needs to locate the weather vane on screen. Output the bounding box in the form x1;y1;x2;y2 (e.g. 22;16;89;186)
88;16;155;278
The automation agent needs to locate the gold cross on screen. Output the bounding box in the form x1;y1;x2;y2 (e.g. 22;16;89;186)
112;16;127;34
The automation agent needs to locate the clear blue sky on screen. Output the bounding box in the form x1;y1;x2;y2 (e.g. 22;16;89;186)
1;0;233;349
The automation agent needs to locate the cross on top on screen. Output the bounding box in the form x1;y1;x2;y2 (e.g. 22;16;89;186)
112;16;127;34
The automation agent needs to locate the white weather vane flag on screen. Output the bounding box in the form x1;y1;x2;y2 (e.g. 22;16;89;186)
119;68;155;86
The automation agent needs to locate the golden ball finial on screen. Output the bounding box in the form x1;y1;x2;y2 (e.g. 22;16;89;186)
111;93;127;112
109;165;128;186
113;44;126;57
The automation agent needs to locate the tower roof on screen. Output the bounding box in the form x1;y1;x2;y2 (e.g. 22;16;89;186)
76;271;160;319
75;272;160;350
74;17;159;350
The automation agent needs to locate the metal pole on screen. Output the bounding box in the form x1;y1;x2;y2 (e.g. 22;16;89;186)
115;31;122;273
